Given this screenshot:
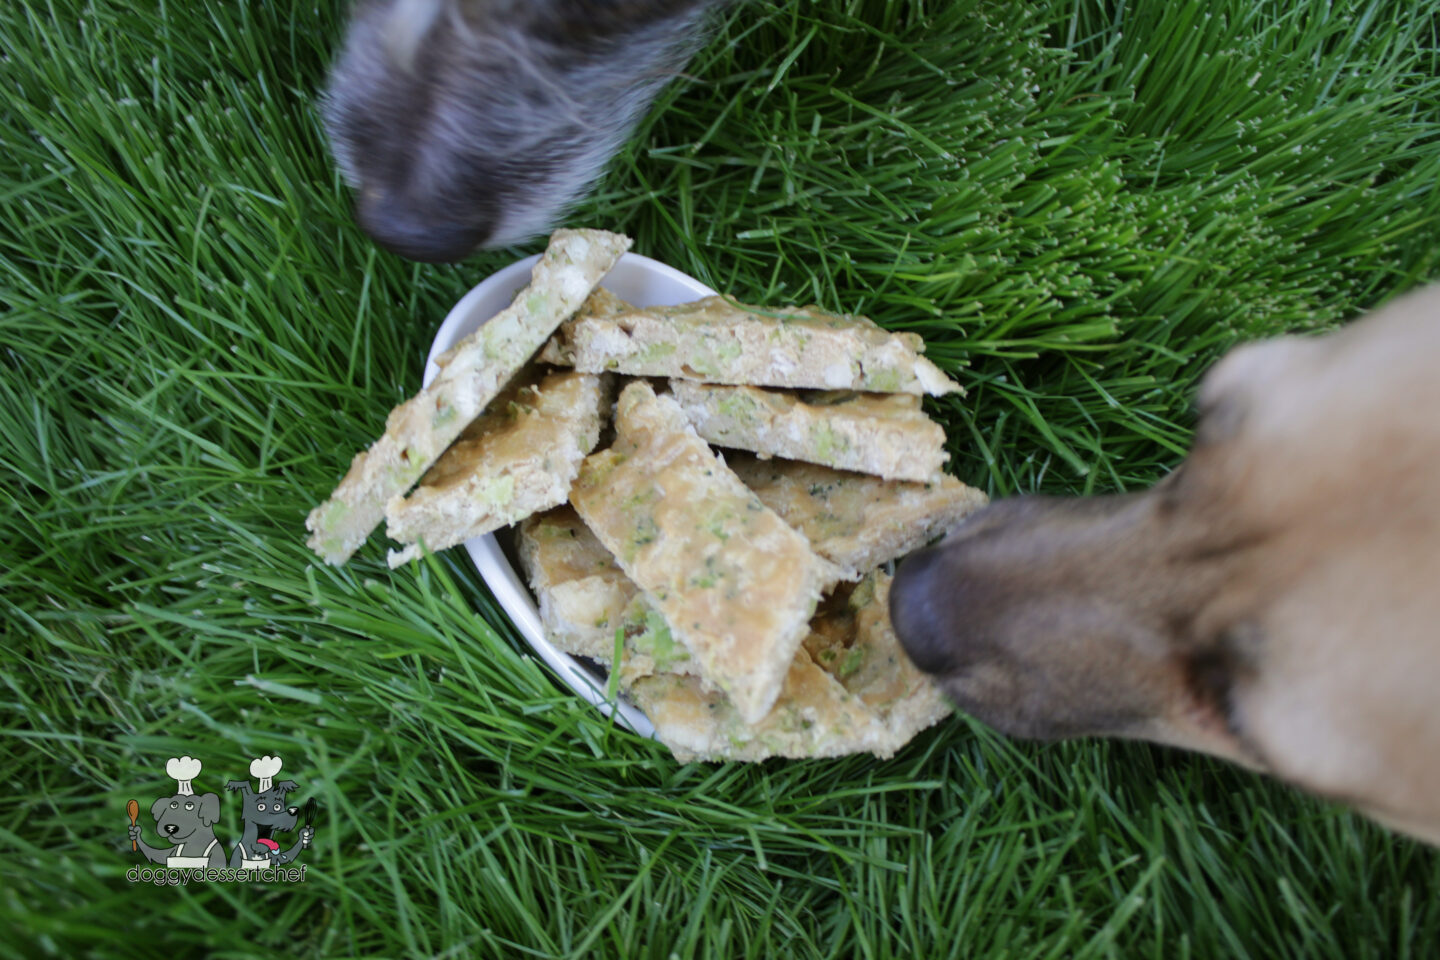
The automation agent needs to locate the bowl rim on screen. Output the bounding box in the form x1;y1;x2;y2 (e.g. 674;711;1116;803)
419;250;719;737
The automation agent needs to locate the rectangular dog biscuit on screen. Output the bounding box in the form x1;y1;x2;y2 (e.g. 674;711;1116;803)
515;506;640;660
544;296;962;396
802;571;950;742
670;381;950;482
305;228;631;564
727;454;988;579
538;286;632;364
628;652;875;762
385;370;611;567
517;507;705;681
570;381;839;723
629;573;947;762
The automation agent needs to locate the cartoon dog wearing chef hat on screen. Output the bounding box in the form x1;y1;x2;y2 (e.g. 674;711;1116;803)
226;755;315;871
128;756;228;868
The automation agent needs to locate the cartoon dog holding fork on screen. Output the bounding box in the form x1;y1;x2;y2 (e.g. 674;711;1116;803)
227;755;316;871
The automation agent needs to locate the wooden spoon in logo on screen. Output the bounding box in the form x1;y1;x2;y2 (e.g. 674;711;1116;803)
126;799;139;851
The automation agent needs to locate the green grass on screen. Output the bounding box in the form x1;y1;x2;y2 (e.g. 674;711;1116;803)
3;0;1439;956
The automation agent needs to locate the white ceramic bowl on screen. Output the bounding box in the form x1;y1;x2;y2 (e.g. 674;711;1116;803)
422;252;718;736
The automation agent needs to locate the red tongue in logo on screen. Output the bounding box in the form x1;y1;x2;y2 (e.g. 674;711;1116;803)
256;838;279;852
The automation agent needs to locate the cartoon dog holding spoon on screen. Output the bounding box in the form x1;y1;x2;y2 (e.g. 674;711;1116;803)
127;756;227;868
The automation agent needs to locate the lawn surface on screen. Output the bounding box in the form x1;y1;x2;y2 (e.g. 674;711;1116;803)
3;0;1440;957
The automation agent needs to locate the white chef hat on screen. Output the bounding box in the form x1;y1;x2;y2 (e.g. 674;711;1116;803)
250;755;283;793
166;756;202;796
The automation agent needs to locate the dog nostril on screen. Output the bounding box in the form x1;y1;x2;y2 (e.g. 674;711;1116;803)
354;190;491;263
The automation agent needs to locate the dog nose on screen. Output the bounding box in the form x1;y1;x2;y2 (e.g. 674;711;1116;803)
890;546;956;675
354;188;491;263
287;807;298;817
163;823;179;835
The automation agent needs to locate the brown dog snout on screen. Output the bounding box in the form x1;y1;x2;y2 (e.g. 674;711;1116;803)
890;494;1207;743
